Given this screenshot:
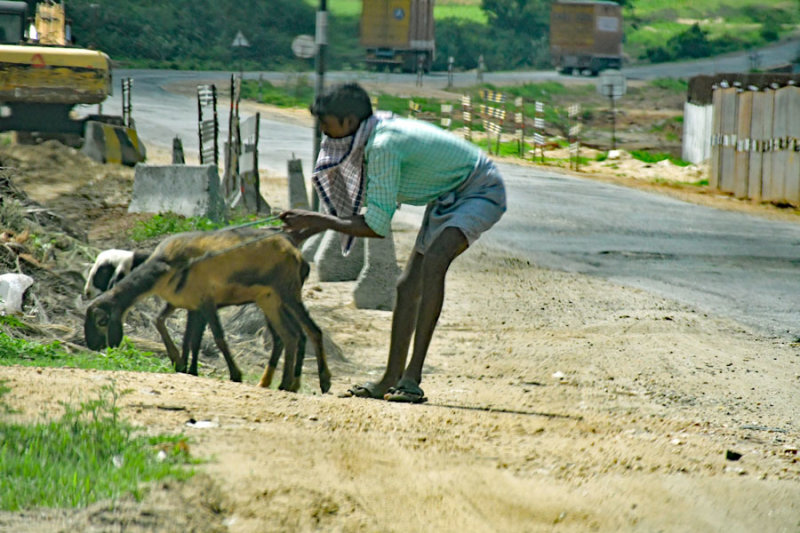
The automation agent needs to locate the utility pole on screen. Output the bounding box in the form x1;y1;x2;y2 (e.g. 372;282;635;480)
312;0;327;211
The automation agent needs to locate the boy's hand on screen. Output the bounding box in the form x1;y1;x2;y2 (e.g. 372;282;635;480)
279;209;327;245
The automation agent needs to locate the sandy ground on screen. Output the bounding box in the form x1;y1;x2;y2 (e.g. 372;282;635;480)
0;113;799;532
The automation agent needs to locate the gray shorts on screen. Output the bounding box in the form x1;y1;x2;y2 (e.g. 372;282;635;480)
414;156;507;254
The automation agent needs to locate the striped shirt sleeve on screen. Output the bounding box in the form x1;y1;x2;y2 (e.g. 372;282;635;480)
363;145;401;237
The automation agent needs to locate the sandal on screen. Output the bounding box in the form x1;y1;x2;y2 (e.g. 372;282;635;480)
341;382;385;399
384;378;428;404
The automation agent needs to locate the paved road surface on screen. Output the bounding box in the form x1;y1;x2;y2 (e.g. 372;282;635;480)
100;63;800;340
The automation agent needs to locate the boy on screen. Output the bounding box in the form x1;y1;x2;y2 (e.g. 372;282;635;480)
280;82;506;403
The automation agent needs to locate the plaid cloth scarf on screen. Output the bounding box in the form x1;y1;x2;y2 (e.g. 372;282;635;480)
312;115;380;255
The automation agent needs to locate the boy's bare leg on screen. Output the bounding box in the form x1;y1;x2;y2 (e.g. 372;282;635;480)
402;227;468;385
368;249;425;395
354;227;467;398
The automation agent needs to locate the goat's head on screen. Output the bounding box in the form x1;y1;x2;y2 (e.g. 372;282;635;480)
84;298;124;350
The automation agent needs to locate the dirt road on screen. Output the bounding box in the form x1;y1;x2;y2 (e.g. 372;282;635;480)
0;135;798;532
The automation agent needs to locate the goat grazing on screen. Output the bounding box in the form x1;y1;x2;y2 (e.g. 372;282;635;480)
84;247;311;390
84;249;150;299
84;228;331;393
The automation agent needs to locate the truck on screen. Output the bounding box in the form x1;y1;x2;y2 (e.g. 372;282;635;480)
0;0;119;141
550;0;623;76
360;0;435;72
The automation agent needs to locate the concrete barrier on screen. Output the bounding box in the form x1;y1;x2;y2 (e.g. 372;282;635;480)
313;230;364;282
353;229;400;310
82;120;146;166
301;232;324;262
128;164;225;222
288;158;310;209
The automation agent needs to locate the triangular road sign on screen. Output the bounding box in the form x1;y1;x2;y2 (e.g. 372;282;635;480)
231;31;250;48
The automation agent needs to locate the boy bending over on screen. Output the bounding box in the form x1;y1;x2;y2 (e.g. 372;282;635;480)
280;82;506;403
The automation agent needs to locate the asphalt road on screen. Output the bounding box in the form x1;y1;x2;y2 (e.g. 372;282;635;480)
102;55;800;340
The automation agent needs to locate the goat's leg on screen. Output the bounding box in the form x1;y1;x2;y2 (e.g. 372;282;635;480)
155;303;183;369
285;298;330;394
259;304;300;392
199;301;242;383
294;329;307;380
182;310;206;376
258;321;284;388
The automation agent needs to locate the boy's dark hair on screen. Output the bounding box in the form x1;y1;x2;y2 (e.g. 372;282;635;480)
309;82;373;122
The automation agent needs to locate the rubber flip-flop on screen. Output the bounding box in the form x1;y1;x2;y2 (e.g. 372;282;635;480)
340;382;385;399
384;379;428;404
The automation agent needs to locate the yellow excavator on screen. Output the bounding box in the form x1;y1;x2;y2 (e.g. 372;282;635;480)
0;0;120;141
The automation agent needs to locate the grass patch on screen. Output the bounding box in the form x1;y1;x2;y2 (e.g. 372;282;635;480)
302;0;486;22
653;177;710;187
649;78;688;93
240;77;315;109
0;383;192;511
130;213;280;242
631;150;691;167
0;333;173;373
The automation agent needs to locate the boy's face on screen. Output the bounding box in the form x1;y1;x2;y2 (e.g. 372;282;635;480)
320;114;359;139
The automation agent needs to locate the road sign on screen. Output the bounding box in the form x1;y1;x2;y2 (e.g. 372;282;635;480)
231;31;249;48
597;69;626;99
291;34;315;59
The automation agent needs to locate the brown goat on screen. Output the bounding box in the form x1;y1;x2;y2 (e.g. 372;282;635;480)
84;227;330;393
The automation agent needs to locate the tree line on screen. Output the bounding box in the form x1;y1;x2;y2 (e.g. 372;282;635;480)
53;0;793;72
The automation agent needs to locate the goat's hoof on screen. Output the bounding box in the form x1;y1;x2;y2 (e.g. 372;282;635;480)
230;372;243;383
319;373;332;394
279;380;300;393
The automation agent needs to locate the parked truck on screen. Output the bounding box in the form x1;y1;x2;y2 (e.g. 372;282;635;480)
550;0;623;76
0;0;120;141
360;0;434;72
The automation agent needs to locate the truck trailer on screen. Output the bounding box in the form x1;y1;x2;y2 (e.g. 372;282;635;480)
550;0;623;76
360;0;434;72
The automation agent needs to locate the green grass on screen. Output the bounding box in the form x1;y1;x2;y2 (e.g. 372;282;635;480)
0;332;173;373
302;0;486;22
631;150;691;167
649;78;689;93
130;213;281;242
240;77;315;109
0;383;193;511
653;177;710;187
436;4;486;22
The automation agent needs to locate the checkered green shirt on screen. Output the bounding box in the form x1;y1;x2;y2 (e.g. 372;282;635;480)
363;118;481;236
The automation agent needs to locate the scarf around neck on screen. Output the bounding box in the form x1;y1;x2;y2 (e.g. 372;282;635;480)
311;114;380;255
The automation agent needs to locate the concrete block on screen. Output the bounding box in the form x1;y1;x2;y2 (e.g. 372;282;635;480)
353;229;401;310
301;232;324;263
128;164;225;222
313;230;364;282
288;158;310;209
82;121;146;167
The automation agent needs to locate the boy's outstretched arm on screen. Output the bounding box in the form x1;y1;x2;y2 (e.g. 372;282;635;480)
279;209;383;244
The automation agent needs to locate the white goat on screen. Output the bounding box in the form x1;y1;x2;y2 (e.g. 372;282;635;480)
84;249;150;299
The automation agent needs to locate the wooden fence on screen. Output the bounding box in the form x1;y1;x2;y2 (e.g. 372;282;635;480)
711;85;800;204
